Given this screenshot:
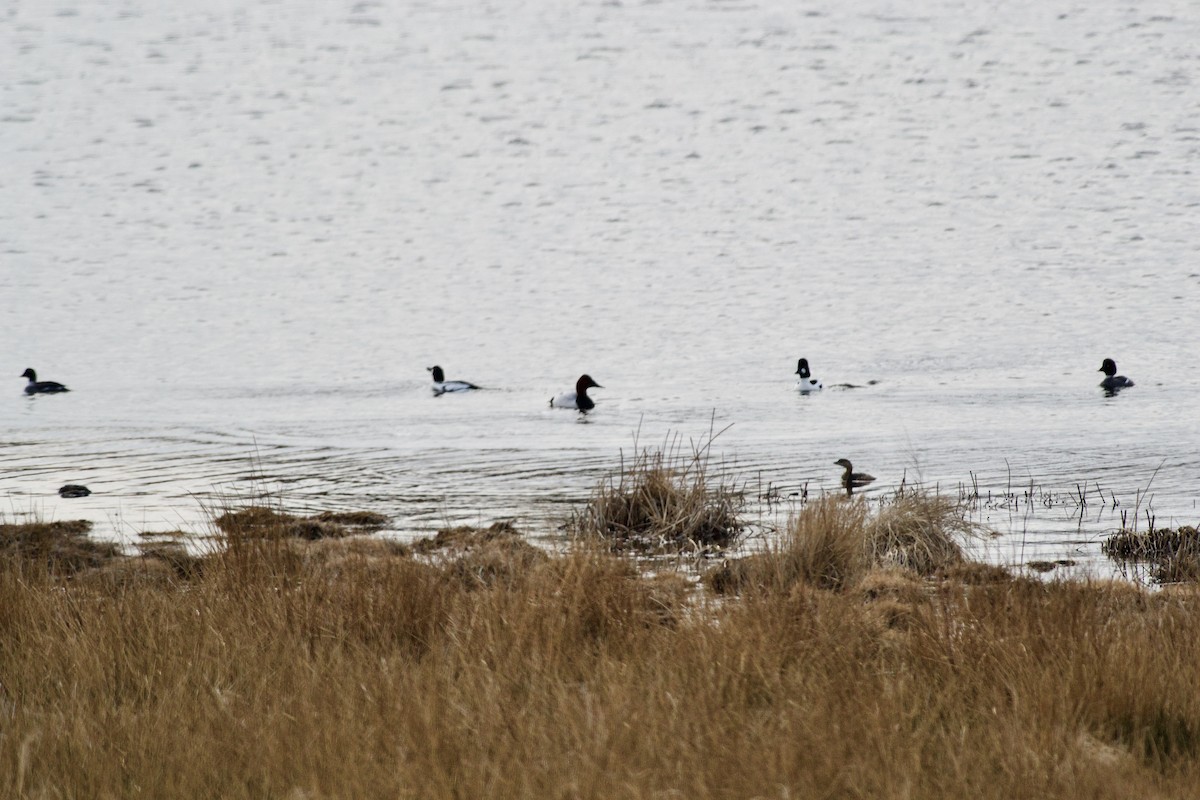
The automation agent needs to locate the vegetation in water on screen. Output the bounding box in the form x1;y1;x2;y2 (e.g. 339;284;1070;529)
1104;525;1200;584
569;430;744;553
3;452;1200;798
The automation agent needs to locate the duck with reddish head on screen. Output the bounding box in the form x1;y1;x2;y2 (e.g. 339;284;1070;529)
550;374;603;412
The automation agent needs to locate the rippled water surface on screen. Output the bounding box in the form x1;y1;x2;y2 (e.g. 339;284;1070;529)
4;0;1199;569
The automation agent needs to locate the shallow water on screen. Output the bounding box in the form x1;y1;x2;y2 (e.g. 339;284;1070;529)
4;0;1199;571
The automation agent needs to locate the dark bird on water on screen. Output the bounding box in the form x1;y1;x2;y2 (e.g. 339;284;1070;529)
1098;358;1134;393
21;368;69;394
58;484;91;498
835;458;875;495
550;374;603;412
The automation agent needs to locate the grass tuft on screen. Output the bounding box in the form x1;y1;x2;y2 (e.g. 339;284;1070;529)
571;440;744;553
1103;526;1200;562
707;493;973;595
0;519;120;576
937;560;1013;584
215;506;389;540
137;541;208;580
414;522;549;589
1103;526;1200;584
312;510;389;529
866;492;970;574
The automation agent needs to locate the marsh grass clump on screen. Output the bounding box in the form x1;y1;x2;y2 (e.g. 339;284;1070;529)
1103;526;1200;584
938;560;1013;585
215;506;389;540
313;510;389;530
411;520;522;555
707;496;869;593
866;492;970;574
10;503;1200;797
1103;526;1200;562
707;493;973;595
137;540;207;580
1152;553;1200;584
572;440;744;553
413;522;549;589
0;519;121;576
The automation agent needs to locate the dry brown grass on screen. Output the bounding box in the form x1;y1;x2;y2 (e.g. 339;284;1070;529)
571;441;744;553
1104;525;1200;561
1104;526;1200;584
5;498;1200;798
0;518;120;576
708;493;976;595
868;491;972;573
215;506;388;540
413;521;550;589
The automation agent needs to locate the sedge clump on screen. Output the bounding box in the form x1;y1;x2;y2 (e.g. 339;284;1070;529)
571;438;744;554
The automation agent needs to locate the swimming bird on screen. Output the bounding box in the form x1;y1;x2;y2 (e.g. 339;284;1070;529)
1098;358;1134;393
550;374;603;412
58;484;91;498
835;458;875;495
21;368;69;394
795;358;823;392
427;365;480;396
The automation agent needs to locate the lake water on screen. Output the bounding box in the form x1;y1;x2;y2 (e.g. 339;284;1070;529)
4;0;1199;572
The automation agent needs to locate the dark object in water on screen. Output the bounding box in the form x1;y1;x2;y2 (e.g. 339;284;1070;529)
1098;358;1134;393
834;458;875;496
58;484;92;498
22;368;70;394
550;374;603;412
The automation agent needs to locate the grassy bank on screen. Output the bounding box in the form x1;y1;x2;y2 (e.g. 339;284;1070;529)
3;493;1200;798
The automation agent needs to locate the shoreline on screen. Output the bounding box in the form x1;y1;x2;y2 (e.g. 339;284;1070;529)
3;450;1179;580
3;491;1200;797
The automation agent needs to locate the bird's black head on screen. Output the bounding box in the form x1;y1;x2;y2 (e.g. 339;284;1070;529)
1098;358;1117;377
21;368;36;380
577;374;603;392
427;366;445;382
795;358;811;379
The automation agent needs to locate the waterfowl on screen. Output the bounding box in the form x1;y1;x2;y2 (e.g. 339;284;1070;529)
21;368;69;394
835;458;875;495
427;365;480;396
550;374;603;412
1098;358;1134;392
795;358;823;392
58;484;91;498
